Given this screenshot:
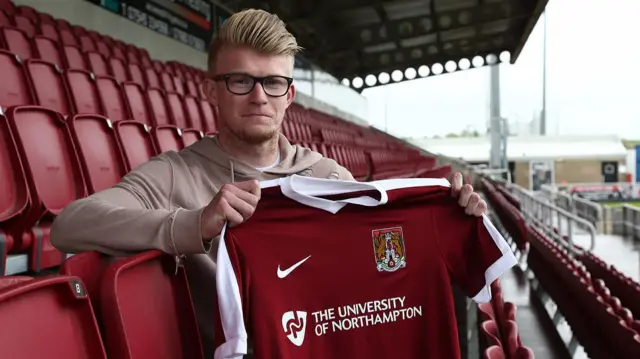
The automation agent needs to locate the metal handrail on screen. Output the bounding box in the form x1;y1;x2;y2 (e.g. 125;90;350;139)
621;204;640;239
508;183;597;254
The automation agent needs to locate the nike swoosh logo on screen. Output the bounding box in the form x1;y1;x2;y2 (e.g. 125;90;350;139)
277;255;311;279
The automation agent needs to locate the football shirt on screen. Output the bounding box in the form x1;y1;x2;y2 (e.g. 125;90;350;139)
214;175;517;359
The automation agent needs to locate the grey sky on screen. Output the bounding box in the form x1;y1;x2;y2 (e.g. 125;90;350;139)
360;0;640;139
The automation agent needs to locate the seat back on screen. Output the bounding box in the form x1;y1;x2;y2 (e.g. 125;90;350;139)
146;88;171;127
166;92;188;129
114;120;157;171
65;69;102;115
0;50;34;109
0;275;107;359
151;125;184;153
33;35;63;68
60;251;112;329
68;114;127;193
122;82;151;125
25;59;72;115
95;76;128;123
5;106;87;219
181;129;202;147
199;99;216;133
100;250;204;359
1;27;34;61
0;115;29;224
62;45;87;70
183;95;203;130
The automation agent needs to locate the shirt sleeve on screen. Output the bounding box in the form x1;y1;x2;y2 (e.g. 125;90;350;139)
433;204;517;303
213;224;249;359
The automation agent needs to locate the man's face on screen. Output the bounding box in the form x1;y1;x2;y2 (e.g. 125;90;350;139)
204;45;295;145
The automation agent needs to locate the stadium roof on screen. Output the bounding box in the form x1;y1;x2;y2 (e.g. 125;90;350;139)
212;0;548;91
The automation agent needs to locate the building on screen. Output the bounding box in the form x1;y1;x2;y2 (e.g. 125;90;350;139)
409;135;628;190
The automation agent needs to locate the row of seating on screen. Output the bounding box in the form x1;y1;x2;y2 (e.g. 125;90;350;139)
483;178;640;358
579;250;640;320
0;249;201;358
482;179;528;250
476;180;535;359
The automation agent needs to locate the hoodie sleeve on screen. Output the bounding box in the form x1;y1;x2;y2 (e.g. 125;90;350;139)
51;156;208;257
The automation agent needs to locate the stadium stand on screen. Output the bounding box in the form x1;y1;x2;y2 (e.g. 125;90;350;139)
0;1;540;358
481;177;640;358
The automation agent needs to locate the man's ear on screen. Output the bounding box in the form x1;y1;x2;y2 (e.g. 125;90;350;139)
202;79;218;107
286;83;296;108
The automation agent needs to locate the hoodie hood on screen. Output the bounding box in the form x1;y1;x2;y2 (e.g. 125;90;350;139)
188;133;323;180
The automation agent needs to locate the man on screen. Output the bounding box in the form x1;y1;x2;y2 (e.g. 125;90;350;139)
50;8;486;357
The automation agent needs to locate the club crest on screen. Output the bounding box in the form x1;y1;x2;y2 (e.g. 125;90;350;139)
372;226;406;272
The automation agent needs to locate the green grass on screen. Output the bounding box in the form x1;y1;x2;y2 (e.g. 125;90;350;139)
600;201;640;208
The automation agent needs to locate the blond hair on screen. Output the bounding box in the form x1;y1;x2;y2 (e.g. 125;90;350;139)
208;9;302;73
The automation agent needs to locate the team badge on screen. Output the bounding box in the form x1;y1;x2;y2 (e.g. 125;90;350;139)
372;226;406;272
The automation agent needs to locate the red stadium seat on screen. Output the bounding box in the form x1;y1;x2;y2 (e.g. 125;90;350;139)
160;71;175;92
114;120;157;171
182;129;203;147
0;114;28;274
95;39;111;59
100;250;204;359
59;28;80;47
122;82;151;125
151;125;184;153
65;69;102;115
0;275;108;359
127;63;144;86
146;87;171;126
25;59;72;115
183;95;204;130
5;106;87;271
0;27;34;61
95;76;128;123
145;67;160;88
166;92;189;128
199;99;216;133
185;80;199;98
86;51;108;76
62;45;86;70
108;57;127;83
60;251;111;329
78;34;96;53
13;14;35;38
0;50;34;108
67;114;127;193
33;35;63;68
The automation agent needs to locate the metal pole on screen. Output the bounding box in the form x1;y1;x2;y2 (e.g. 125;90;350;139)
540;10;547;135
489;63;502;169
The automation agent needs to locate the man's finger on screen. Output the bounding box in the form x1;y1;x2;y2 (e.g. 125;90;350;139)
224;192;257;220
458;184;474;207
450;172;463;196
474;200;487;217
218;197;244;226
465;193;480;215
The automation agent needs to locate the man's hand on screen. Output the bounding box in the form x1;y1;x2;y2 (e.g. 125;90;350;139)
450;172;486;217
200;180;261;240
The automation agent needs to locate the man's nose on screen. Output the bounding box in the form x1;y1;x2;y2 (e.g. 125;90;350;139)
249;82;268;104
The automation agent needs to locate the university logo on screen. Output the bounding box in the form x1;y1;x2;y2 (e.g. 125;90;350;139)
372;226;407;272
281;311;307;346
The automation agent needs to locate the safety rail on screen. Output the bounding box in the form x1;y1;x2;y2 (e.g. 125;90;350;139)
620;204;640;239
539;184;604;233
507;184;597;254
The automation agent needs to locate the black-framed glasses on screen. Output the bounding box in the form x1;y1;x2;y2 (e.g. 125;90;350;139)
211;73;293;97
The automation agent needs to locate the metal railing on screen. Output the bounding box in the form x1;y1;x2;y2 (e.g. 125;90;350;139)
538;184;604;233
508;183;597;254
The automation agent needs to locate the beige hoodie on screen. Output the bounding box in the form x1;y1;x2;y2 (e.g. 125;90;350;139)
50;133;354;357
